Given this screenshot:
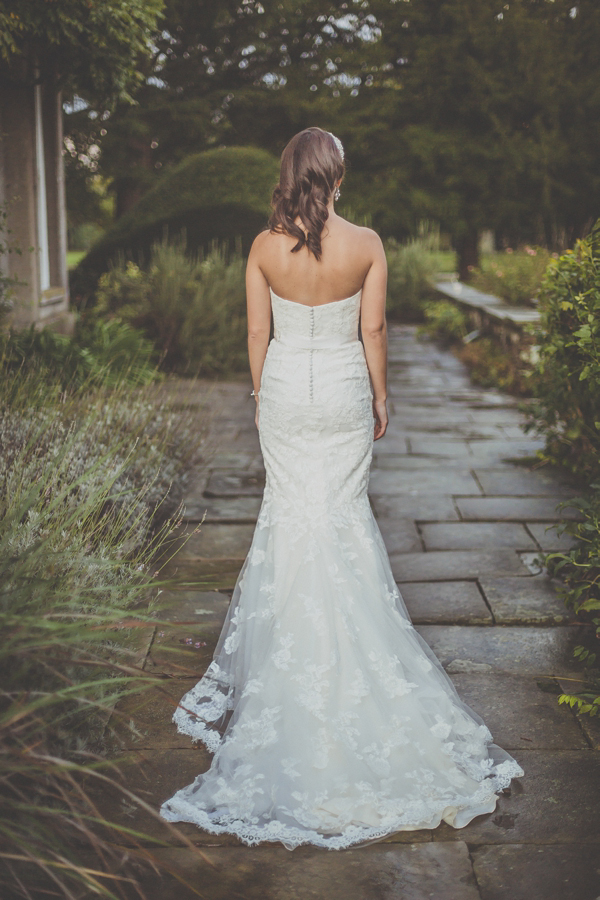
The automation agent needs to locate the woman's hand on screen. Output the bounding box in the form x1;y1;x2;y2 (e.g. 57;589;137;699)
373;398;388;441
255;395;260;430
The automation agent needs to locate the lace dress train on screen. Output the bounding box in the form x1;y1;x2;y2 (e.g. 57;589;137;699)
159;288;524;850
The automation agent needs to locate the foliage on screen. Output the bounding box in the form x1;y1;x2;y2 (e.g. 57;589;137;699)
71;146;279;301
94;239;248;376
458;337;532;396
545;490;600;718
62;0;372;217
0;366;207;898
420;300;532;395
525;219;600;479
0;0;164;108
470;247;553;307
0;318;158;389
419;300;469;344
385;235;438;321
0;203;23;323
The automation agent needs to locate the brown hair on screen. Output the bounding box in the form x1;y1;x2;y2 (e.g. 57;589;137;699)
268;127;345;261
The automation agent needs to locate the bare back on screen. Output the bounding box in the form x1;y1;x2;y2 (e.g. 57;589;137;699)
251;213;383;306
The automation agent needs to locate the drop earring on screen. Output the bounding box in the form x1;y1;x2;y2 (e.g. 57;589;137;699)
334;185;341;201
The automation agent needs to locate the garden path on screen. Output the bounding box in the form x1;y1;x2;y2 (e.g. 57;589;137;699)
104;325;600;900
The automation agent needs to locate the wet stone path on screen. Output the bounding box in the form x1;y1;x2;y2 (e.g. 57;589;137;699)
103;325;600;900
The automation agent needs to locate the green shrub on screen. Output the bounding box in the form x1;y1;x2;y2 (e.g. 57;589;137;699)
419;299;469;343
0;318;158;388
470;246;552;307
71;146;279;302
525;220;600;479
95;238;248;376
545;490;600;719
0;369;206;898
385;236;438;321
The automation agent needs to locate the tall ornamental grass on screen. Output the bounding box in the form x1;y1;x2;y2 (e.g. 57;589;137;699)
94;239;248;375
385;230;439;322
0;368;209;899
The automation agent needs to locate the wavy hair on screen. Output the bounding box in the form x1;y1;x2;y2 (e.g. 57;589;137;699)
268;127;345;261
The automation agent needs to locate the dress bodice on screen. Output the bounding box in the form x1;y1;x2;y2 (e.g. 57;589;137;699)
270;287;361;349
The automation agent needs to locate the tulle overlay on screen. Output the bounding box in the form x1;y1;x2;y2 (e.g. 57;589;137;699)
159;289;524;850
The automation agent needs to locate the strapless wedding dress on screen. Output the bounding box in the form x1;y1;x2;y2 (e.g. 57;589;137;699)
159;286;524;850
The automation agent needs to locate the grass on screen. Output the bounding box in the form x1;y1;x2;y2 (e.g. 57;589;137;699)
0;361;211;899
67;250;86;269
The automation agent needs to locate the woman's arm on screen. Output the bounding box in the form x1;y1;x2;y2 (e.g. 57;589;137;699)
360;230;388;440
246;233;272;425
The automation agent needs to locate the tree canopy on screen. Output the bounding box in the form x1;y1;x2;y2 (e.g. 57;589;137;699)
59;0;600;275
0;0;164;106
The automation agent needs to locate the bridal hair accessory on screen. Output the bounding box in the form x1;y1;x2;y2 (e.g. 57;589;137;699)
327;131;345;161
327;131;343;200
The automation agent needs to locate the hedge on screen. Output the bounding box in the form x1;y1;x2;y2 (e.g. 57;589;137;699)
71;145;279;301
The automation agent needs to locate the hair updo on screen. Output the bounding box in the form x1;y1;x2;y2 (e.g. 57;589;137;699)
268;127;345;261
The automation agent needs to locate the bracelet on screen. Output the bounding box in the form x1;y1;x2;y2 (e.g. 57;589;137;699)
250;389;259;397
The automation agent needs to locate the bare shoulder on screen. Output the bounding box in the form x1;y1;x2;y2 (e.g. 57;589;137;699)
358;225;385;254
249;227;273;257
337;218;383;249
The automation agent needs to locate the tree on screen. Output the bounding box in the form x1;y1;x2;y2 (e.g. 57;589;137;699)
64;0;374;216
0;0;164;107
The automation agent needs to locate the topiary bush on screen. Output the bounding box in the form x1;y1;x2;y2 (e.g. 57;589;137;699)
71;146;279;303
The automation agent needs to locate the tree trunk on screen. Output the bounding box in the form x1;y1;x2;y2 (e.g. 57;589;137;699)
456;229;479;282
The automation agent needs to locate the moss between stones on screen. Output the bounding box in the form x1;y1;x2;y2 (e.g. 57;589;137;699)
71;146;279;302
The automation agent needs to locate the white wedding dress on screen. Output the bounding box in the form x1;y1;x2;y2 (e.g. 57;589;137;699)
159;286;524;850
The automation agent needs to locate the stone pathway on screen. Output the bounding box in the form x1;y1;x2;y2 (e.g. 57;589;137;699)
103;326;600;900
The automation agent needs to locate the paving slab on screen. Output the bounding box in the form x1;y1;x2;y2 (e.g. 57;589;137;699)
399;581;492;625
415;625;578;676
156;557;242;594
472;843;600;900
456;497;581;522
174;524;254;559
474;468;575;497
390;550;529;581
146;624;215;676
206;452;256;469
433;750;600;845
105;679;202;750
370;493;460;522
377;517;423;553
183;495;262;523
153;590;231;627
526;522;579;551
421;522;536;551
467;438;546;458
135;841;481;900
557;679;600;750
407;439;472;458
373;453;475;470
92;748;240;845
478;576;574;625
369;468;481;496
450;673;588;750
205;470;265;497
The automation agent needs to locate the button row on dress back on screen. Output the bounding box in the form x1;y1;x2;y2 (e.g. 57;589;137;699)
309;308;314;403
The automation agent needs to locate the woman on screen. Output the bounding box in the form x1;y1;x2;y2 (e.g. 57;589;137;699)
160;127;523;850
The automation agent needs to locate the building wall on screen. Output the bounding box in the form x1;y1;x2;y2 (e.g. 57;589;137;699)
0;78;72;332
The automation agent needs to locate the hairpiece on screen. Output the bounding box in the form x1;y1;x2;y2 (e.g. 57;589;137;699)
327;131;345;161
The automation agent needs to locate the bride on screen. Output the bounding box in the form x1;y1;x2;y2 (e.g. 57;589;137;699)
159;126;524;850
